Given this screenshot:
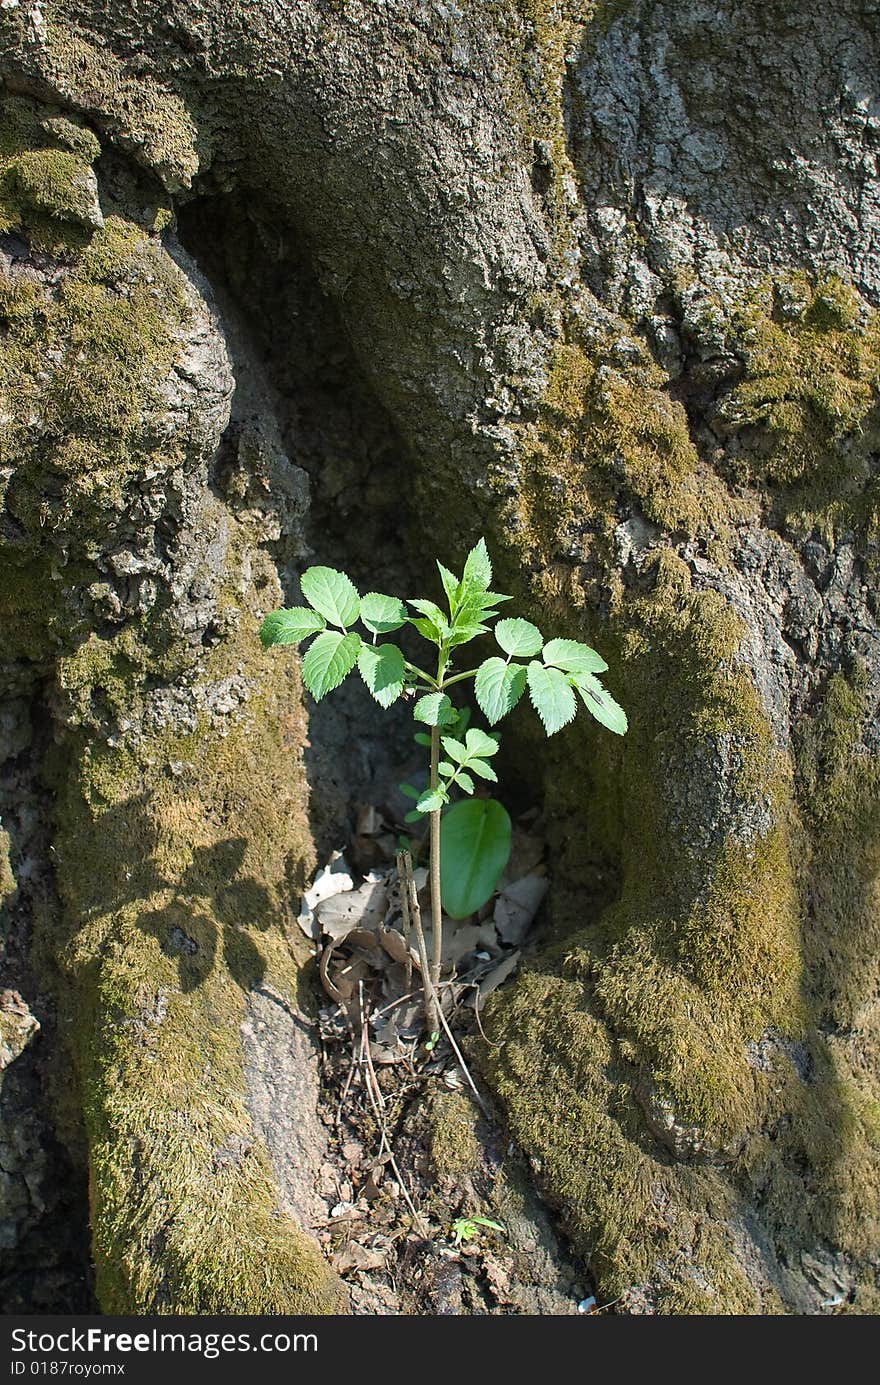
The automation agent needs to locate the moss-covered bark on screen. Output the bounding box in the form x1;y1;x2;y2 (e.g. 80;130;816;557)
0;96;344;1311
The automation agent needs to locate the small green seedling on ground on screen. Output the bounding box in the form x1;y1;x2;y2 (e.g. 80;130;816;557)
260;539;626;1030
450;1215;506;1248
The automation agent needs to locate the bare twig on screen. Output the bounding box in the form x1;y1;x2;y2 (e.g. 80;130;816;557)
397;849;439;1036
435;1002;489;1116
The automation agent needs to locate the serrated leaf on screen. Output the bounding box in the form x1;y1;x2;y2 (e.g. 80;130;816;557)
495;617;543;658
572;672;628;735
408;599;450;637
399;783;420;801
438;760;456;776
416;788;446;814
360;591;408;635
465;727;500;758
467;758;498;782
447;622;489;648
437;561;460;611
475;657;527;725
462;537;492;591
440;798;511;919
527;661;577;735
259;607;325;648
414;692;455;726
542;637;608;676
411;617;443;643
455;771;476;795
301;630;361;700
357;642;405;707
300;566;360;628
440;736;467;764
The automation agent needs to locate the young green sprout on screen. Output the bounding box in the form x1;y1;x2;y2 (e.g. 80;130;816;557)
260;539;626;1031
450;1215;506;1248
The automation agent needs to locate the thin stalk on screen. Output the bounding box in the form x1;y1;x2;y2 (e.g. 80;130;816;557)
441;668;479;690
428;722;443;1014
404;660;437;687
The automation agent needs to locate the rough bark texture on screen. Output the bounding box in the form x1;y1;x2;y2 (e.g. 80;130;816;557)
1;0;878;1313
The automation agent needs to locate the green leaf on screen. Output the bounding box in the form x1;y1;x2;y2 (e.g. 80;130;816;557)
467;758;497;782
438;760;456;777
465;727;500;758
399;782;420;801
359;591;408;635
437;561;460;611
259;607;325;648
542;637;608;676
411;617;443;643
404;809;424;824
414;692;455;726
416;787;446;814
446;622;489;648
474;658;527;725
455;771;476;795
572;673;628;735
357;642;405;707
301;630;361;700
408;599;450;638
495;617;543;658
414;732;432;747
300;566;360;628
526;661;577;735
440;736;467;764
440;798;512;919
461;537;492;591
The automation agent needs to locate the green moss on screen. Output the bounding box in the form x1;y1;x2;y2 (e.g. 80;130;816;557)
509;332;732;563
0;825;15;911
50;630;343;1312
427;1089;481;1183
715;273;880;543
0;212;190;536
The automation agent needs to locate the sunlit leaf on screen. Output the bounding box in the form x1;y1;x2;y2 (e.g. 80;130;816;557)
357;642;405;707
542;637;608;676
259;607;325;647
360;591;408;635
475;657;527;724
301;630;361;700
526;661;576;735
300;566;360;628
495;617;543;658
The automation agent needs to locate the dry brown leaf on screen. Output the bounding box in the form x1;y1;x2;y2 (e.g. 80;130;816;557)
315;880;388;943
332;1242;388;1275
494;874;549;946
478;950;521;998
378;925;421;969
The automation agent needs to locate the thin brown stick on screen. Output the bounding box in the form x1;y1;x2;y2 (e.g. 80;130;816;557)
435;1002;489;1116
397;849;439;1036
